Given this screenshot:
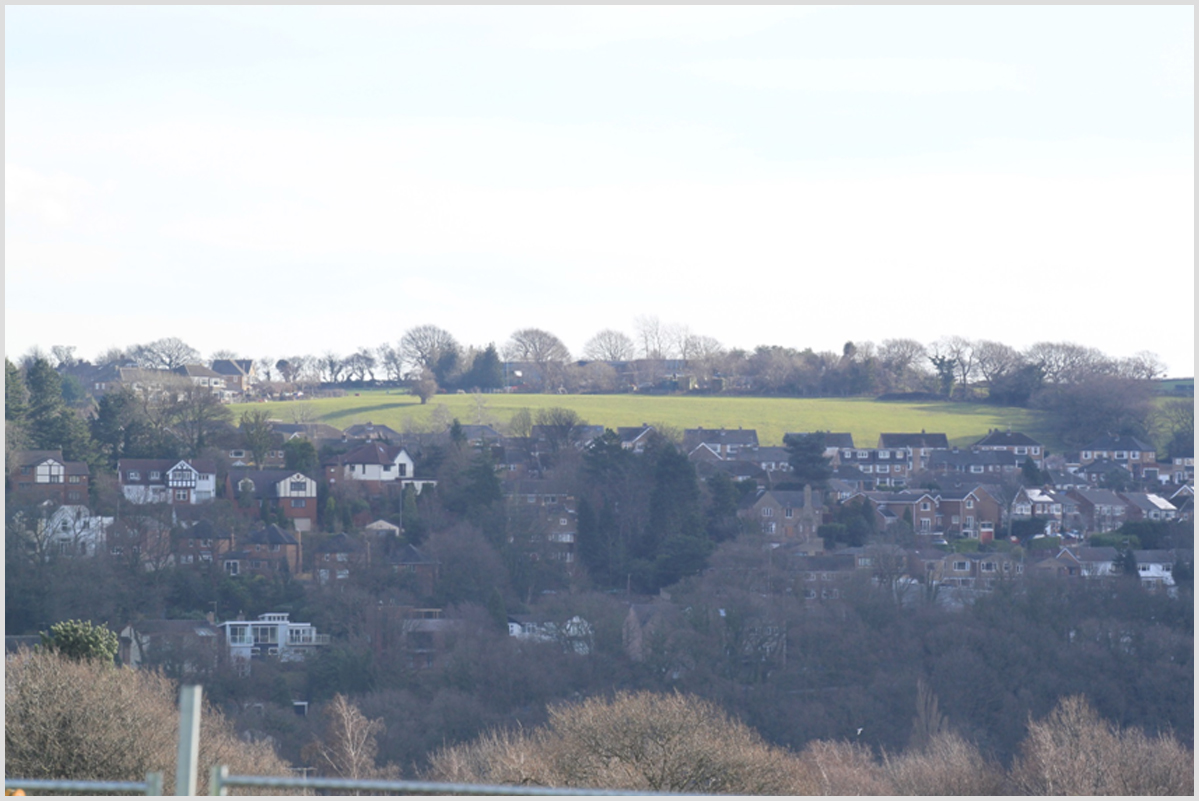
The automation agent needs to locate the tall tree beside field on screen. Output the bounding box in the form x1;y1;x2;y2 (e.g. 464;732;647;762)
583;329;636;362
504;328;571;392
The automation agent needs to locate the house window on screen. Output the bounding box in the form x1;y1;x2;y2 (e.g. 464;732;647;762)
953;561;969;571
128;471;140;481
877;465;889;473
231;450;245;459
920;502;931;511
861;465;873;473
765;522;776;534
290;481;307;492
270;544;281;552
149;471;161;480
966;500;974;509
382;464;391;472
1115;451;1127;460
970;465;984;474
69;475;81;484
225;561;239;575
785;508;793;518
398;463;408;477
981;562;996;573
175;489;189;501
290;499;306;508
762;507;774;517
951;515;960;524
68;491;81;502
1082;451;1092;459
879;450;890;459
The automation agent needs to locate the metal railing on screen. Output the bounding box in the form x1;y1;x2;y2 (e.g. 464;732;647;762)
3;774;163;796
209;767;689;796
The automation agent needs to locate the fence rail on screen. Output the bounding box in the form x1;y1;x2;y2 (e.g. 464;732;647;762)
209;766;687;796
4;774;163;796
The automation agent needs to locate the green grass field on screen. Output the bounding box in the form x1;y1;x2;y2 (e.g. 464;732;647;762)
244;390;1055;450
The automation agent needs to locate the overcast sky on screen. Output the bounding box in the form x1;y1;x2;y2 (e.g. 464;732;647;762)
5;6;1194;374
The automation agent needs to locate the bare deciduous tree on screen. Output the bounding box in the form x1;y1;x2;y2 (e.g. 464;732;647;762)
129;338;201;371
582;329;635;362
304;694;393;786
400;325;459;377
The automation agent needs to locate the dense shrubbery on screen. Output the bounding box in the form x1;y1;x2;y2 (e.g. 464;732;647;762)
5;649;290;793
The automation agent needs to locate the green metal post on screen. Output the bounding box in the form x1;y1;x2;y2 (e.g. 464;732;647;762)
209;765;228;796
176;685;203;796
145;772;164;796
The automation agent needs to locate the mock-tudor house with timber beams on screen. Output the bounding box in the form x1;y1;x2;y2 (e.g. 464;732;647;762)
10;449;90;505
322;442;436;495
118;459;218;505
226;468;319;532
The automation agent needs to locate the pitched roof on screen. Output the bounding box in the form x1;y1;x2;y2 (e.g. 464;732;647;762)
175;364;223;379
973;429;1043;448
332;442;407;466
210;359;253;376
1084;434;1153;452
682;428;760;450
244;524;299;546
786;432;855;449
878;432;950;449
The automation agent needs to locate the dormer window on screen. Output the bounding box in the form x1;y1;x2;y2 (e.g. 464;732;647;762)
129;471;140;481
150;471;161;480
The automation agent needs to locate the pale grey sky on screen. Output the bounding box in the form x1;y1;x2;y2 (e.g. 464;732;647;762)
5;6;1194;373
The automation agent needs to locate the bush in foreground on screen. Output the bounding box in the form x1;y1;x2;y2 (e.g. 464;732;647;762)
5;648;290;794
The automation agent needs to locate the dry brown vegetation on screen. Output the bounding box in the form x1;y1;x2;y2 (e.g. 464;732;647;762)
426;690;1194;796
4;648;291;795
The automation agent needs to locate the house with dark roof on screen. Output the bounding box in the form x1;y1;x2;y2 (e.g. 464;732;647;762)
10;449;90;505
223;524;301;577
173;519;234;566
119;619;221;677
314;533;363;583
835;447;914;488
342;421;406;442
173;364;230;399
1066;489;1129;534
323;442;435;494
118;459;218;505
388;544;439;596
1118;492;1178;522
877;432;949;471
972;429;1045;468
210;359;255;395
927;448;1020;478
785;432;855;464
616;425;656;453
738;487;824;549
682;428;759;461
1080;435;1157;478
226;469;319;531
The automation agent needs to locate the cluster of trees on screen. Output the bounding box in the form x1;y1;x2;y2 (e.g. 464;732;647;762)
10;640;1191;795
23;324;1189;458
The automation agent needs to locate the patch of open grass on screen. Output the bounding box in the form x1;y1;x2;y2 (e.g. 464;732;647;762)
245;390;1056;450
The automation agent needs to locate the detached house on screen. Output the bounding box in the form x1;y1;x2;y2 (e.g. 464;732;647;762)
323;443;435;494
878;432;949;472
739;487;824;550
1067;489;1129;534
218;612;328;671
211;359;255;395
118;459;217;505
223;524;301;577
226;469;319;531
683;428;760;461
11;450;90;505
